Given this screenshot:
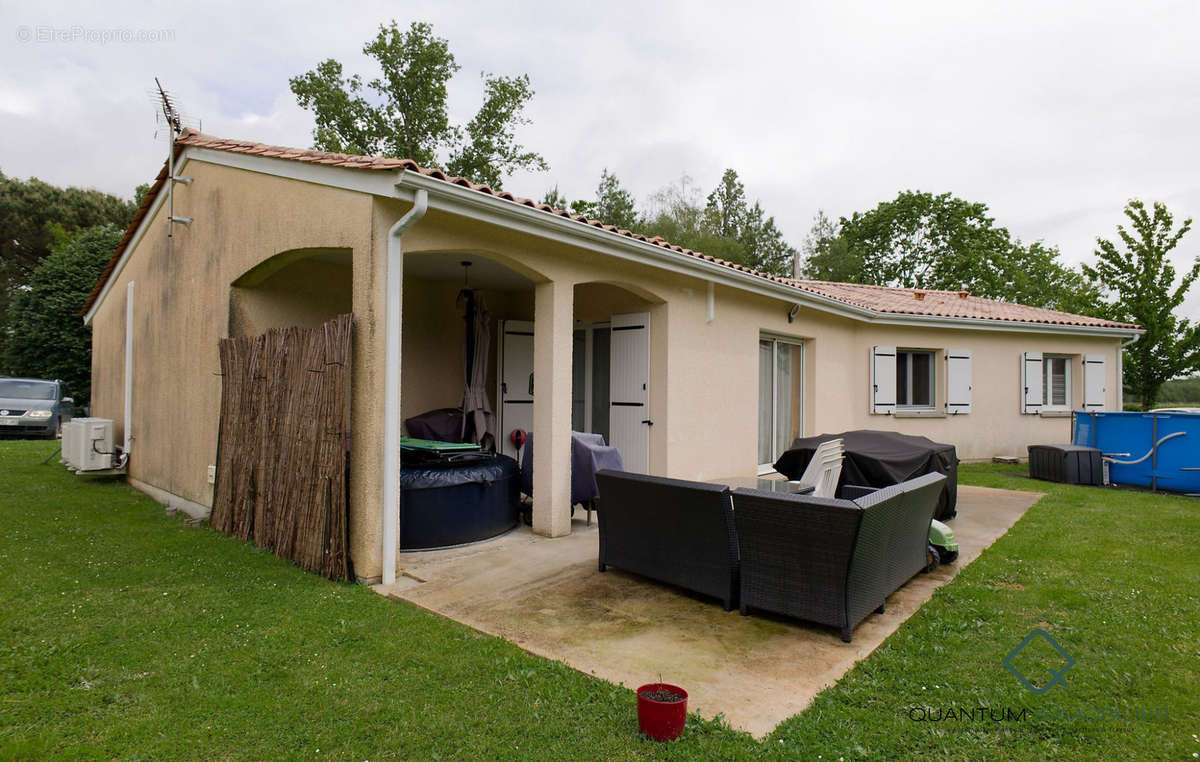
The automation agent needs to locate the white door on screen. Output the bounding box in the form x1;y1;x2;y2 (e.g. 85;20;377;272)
609;312;650;473
498;320;534;461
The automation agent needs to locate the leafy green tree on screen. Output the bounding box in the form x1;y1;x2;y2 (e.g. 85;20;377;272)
2;225;123;405
540;185;569;209
593;169;639;231
804;191;1099;311
1083;199;1200;410
703;169;747;239
538;185;598;218
290;21;547;189
739;200;797;276
1156;375;1200;405
641;171;797;274
801;210;859;282
0;171;135;357
699;169;796;276
642;175;748;263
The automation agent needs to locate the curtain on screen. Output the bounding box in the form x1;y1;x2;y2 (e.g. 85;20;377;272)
460;291;494;445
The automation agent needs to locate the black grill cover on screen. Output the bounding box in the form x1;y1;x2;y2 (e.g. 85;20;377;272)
774;430;959;520
405;407;467;443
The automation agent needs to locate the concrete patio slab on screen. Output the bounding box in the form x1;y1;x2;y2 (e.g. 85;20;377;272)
374;484;1042;737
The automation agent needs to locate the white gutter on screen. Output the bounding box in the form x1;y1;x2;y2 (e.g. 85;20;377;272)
1117;333;1142;410
381;187;428;586
123;281;134;462
393;172;1143;340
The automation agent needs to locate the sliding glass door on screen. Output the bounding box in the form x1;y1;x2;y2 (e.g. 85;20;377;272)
758;337;804;468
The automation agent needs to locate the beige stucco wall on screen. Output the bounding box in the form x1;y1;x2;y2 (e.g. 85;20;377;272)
90;158;385;578
229;258;353;337
91;162;1126;582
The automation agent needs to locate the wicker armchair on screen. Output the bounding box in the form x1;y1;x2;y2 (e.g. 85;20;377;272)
732;472;945;642
595;470;739;610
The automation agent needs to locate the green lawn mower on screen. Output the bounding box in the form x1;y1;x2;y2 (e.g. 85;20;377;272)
925;519;959;572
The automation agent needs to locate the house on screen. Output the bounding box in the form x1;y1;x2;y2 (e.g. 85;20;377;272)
83;131;1140;582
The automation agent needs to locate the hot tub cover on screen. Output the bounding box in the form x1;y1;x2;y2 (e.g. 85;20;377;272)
399;451;518;490
774;430;958;520
399;452;520;550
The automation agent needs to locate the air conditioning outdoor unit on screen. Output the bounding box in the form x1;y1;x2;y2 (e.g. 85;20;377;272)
61;419;81;469
64;418;114;471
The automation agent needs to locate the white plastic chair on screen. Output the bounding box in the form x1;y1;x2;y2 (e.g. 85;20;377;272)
793;438;844;499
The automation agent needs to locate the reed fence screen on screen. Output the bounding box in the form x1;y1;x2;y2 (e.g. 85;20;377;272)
210;314;353;581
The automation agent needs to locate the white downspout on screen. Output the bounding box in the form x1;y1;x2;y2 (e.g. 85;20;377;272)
382;187;428;586
1117;333;1141;410
123;281;134;462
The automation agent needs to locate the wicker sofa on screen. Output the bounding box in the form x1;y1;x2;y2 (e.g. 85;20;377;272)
731;472;945;642
594;470;739;610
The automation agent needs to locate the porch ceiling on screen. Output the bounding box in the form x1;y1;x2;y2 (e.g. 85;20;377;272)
404;253;534;291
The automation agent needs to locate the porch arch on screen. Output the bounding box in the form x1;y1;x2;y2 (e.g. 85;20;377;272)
228;247;352;338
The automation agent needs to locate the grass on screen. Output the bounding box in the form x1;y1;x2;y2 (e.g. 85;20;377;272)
1;440;1197;760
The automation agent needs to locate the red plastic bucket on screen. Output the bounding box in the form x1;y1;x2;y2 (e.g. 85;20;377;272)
636;683;688;741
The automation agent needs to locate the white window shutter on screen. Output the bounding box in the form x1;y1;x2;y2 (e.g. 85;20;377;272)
1022;351;1043;414
1084;354;1106;409
945;349;972;414
871;346;896;414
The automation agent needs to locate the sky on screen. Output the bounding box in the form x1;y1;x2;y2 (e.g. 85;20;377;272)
3;0;1200;318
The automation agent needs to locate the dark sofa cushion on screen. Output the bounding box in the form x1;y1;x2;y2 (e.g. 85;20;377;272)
596;470;739;609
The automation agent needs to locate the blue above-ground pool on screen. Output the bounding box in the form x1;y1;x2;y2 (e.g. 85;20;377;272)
1072;410;1200;492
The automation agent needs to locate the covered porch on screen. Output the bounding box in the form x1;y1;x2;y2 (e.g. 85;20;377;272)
398;249;664;539
374;484;1041;737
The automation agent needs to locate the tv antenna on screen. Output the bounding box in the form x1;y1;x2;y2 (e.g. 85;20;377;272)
155;77;182;137
152;77;194;237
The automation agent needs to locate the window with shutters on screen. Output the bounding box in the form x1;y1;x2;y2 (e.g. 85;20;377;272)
758;337;804;467
1042;355;1071;410
896;349;936;409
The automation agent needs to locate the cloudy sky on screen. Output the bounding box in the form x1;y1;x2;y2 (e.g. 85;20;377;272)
3;0;1199;317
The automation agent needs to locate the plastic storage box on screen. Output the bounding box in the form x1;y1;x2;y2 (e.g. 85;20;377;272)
1028;444;1103;486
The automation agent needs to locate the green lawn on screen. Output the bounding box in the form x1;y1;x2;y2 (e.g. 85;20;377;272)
1;440;1196;760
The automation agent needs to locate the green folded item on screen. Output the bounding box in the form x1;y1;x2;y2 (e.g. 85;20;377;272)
399;437;481;452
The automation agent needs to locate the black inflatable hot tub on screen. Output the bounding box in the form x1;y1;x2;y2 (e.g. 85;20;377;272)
399;451;521;550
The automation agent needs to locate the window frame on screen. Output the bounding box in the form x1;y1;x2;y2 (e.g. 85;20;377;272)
758;335;805;470
1042;354;1072;411
896;348;937;410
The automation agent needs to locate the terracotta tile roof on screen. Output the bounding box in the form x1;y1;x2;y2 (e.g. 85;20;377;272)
82;130;1139;332
786;280;1139;329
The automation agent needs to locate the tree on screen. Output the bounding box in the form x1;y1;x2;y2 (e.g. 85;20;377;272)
641;170;797;275
1083;199;1200;410
0;171;135;357
290;21;547;189
540;185;568;210
642;174;748;264
1156;375;1200;404
2;225;123;405
801;210;859;282
740;200;797;276
700;169;796;276
803;191;1099;311
593;169;639;231
703;169;747;239
537;185;599;218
